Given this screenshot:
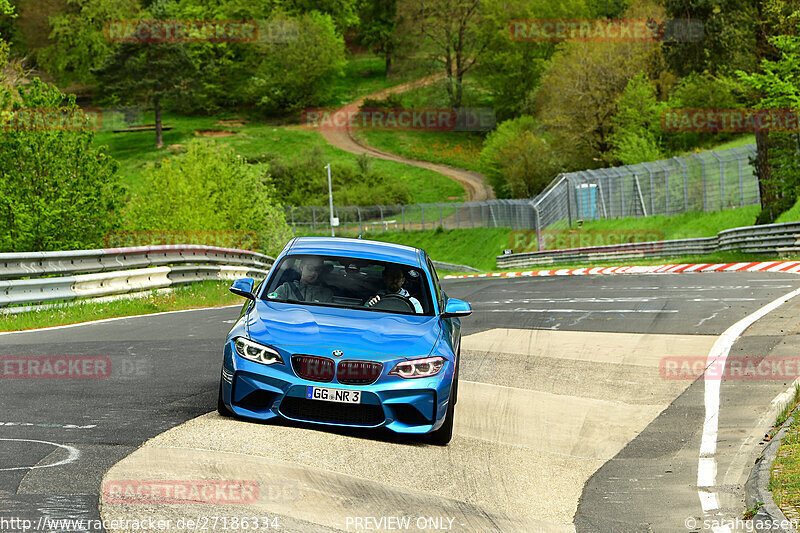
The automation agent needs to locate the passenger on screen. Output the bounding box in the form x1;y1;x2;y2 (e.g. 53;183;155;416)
275;256;333;303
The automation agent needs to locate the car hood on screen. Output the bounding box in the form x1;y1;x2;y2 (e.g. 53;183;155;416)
247;301;442;360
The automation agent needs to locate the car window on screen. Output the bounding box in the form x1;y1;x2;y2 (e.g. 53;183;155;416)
426;257;444;311
262;254;434;316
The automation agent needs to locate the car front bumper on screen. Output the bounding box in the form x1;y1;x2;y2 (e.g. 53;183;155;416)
220;343;453;434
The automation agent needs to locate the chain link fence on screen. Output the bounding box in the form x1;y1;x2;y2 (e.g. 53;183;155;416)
286;144;759;235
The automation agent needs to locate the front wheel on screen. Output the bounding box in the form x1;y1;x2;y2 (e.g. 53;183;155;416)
428;368;457;445
217;380;233;417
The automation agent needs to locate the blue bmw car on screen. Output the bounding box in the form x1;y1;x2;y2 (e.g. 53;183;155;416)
218;237;472;445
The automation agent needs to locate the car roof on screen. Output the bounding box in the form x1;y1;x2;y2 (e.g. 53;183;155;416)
285;237;424;267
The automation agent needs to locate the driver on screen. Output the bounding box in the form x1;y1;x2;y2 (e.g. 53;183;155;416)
365;267;422;313
275;256;333;303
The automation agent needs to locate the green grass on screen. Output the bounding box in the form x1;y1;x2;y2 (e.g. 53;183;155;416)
354;130;485;172
677;134;756;156
324;55;417;107
92;112;466;202
777;197;800;223
572;205;761;241
0;281;243;332
771;410;800;519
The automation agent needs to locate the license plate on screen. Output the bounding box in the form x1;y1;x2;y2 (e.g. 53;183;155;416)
306;386;361;404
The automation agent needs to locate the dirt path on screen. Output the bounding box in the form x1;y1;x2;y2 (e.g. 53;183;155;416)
319;73;495;202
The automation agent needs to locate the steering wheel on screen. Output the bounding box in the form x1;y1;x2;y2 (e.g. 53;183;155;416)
370;293;415;312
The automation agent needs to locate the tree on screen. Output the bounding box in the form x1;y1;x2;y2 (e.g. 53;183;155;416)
475;0;577;120
607;73;667;165
400;0;491;108
0;79;121;252
37;0;140;86
536;1;670;164
663;0;800;223
125;142;291;254
739;29;800;222
358;0;399;75
479;115;566;198
92;2;198;148
244;11;346;114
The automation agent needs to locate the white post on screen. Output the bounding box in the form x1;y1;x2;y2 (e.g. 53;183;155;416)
325;163;334;237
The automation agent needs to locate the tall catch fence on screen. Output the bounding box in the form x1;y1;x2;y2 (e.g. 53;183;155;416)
285;144;760;236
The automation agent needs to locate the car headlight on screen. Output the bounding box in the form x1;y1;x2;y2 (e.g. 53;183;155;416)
389;356;446;379
233;337;284;366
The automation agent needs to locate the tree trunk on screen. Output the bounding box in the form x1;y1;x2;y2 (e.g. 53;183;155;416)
755;130;779;222
753;3;777;223
385;55;392;77
154;97;163;149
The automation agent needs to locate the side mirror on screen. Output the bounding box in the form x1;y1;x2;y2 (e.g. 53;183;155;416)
442;298;472;318
230;277;255;300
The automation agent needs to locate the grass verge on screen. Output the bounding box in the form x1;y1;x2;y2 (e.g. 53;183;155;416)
354;130;485;172
0;281;243;332
771;408;800;522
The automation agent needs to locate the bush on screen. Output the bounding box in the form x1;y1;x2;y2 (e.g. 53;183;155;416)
267;147;411;206
0;79;121;251
608;73;667;165
479;116;564;198
124;142;291;254
664;73;746;152
245;11;346;114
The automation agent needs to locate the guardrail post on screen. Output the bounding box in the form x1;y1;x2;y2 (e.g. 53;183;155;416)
566;177;574;227
401;205;406;231
378;205;384;231
731;147;745;207
711;151;724;210
311;206;317;232
357;206;362;234
642;163;655;215
653;160;670;216
531;203;542;250
673;156;689;213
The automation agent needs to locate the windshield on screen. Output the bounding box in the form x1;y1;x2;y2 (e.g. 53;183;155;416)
262;254;434;316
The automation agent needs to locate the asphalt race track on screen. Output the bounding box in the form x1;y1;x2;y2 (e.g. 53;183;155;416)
1;272;800;532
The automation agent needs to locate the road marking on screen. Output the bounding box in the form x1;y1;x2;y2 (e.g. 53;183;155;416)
479;308;679;314
696;286;800;515
0;438;80;471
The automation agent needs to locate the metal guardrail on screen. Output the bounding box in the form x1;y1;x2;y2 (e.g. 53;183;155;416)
0;244;479;309
497;221;800;268
0;245;274;308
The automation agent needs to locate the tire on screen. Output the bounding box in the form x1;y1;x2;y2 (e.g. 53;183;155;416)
428;362;457;446
217;380;233;417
